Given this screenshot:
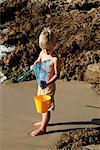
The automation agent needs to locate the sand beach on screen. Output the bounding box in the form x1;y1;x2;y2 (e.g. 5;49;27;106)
0;80;100;150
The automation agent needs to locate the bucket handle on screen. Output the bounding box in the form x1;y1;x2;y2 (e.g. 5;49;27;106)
43;88;46;101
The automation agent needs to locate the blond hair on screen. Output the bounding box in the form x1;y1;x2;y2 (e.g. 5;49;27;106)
39;27;56;50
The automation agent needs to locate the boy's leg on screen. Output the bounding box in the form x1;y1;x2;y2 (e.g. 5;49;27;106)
33;121;42;126
41;111;50;128
33;110;51;126
31;111;50;136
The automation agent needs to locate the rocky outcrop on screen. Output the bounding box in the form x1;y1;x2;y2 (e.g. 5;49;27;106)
84;63;100;95
0;0;100;81
51;127;100;150
84;63;100;84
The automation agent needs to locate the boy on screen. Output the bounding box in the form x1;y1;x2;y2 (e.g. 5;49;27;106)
31;27;59;136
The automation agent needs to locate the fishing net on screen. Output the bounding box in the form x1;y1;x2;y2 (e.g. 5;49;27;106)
13;59;51;83
32;60;51;86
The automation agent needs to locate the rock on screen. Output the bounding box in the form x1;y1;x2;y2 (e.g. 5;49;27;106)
51;128;100;150
67;0;72;3
82;144;100;150
0;0;100;81
84;63;100;84
92;84;100;95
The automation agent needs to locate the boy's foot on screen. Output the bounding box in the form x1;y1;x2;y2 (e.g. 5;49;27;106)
30;128;46;136
33;122;49;126
33;121;42;126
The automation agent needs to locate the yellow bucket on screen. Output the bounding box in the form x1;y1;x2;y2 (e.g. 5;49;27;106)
34;95;52;113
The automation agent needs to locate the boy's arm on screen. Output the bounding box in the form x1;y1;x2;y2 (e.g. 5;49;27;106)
34;51;42;64
46;57;59;86
30;51;42;70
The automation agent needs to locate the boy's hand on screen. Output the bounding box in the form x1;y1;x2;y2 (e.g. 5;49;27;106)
40;80;47;89
30;65;34;71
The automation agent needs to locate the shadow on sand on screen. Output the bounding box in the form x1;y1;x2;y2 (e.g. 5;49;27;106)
46;119;100;134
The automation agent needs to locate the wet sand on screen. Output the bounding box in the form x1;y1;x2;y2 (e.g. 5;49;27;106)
0;80;100;150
